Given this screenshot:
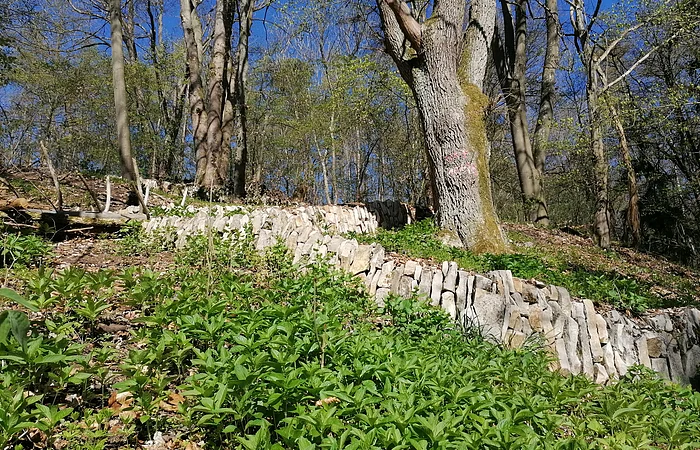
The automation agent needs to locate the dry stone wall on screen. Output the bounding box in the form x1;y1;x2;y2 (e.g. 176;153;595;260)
145;203;700;386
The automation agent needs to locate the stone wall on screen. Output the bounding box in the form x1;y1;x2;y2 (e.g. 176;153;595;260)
145;204;700;386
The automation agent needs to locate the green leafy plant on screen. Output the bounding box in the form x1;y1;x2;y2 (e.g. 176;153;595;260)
0;232;52;267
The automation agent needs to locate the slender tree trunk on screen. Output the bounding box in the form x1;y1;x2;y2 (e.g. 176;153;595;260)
493;0;548;225
571;0;610;248
378;0;506;252
610;102;640;247
588;66;611;248
531;0;559;225
109;0;136;181
110;0;148;215
180;0;208;184
231;0;252;198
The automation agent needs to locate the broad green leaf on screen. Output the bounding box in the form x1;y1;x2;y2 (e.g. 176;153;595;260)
0;288;39;312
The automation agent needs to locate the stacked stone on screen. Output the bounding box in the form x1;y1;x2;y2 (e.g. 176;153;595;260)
145;204;379;247
144;205;700;386
365;200;412;229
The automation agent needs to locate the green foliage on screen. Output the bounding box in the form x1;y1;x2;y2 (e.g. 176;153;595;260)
0;232;53;267
353;220;660;313
2;230;700;448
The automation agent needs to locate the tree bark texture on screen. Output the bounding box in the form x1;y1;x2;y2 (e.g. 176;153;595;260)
180;0;208;185
378;0;506;252
202;0;234;191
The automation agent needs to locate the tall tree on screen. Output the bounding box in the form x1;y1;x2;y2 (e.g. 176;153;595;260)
493;0;557;226
377;0;507;251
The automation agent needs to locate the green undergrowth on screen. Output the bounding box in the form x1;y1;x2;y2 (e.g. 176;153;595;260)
350;220;669;313
1;231;700;449
0;231;53;268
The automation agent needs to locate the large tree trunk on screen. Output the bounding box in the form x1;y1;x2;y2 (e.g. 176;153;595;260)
378;0;506;252
180;0;208;185
493;0;548;225
202;0;234;191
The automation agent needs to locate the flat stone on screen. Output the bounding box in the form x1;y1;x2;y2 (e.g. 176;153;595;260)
375;288;390;308
255;229;273;251
529;305;544;332
522;284;539;303
668;339;685;383
555;338;571;375
596;314;609;344
431;269;444;307
548;301;562;325
474;275;492;291
306;231;323;247
441;291;456;320
684;345;700;381
646;335;664;358
389;266;405;294
520;317;533;335
398;275;414;298
370;245;385;269
512;277;523;293
541;306;555;346
505;330;526;348
594;363;610;384
414;264;422;282
443;262;458;292
377;260;395;288
472;289;507;340
565;316;582;375
418;268;433;298
403;260;418;277
548;285;559;300
511;292;526;310
327;236;345;253
456;271;468;314
338;240;358;271
637;337;651;368
651;358;670;380
602;343;617;380
349;245;373;275
297;225;313;243
583;300;604;363
368;269;381;296
557;287;572;316
573;302;594;379
441;261;449;275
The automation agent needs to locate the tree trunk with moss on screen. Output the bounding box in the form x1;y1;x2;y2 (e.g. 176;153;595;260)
377;0;506;252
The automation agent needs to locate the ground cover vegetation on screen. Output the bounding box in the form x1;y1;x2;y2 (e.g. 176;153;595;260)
0;228;700;449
